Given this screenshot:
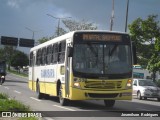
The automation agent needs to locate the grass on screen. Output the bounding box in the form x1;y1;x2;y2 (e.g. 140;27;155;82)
0;93;30;112
0;93;8;99
7;69;28;77
0;93;38;120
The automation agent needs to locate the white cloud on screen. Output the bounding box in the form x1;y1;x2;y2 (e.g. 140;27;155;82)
7;0;21;9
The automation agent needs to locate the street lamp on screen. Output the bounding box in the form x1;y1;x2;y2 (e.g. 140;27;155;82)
46;14;71;36
25;27;41;40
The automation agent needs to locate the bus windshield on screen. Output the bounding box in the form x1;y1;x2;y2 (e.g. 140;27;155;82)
73;43;132;78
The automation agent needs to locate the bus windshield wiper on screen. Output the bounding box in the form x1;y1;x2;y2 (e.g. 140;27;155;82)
109;45;118;56
87;43;98;57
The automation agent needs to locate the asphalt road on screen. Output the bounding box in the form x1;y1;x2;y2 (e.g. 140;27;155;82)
0;73;160;120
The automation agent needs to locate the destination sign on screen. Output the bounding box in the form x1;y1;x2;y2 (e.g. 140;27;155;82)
82;34;122;41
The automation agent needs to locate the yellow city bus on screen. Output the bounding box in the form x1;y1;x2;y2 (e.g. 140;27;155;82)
29;30;136;107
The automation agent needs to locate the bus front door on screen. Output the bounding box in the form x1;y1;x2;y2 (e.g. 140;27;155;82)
65;44;72;97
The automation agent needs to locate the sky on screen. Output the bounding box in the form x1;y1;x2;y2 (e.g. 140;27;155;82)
0;0;160;54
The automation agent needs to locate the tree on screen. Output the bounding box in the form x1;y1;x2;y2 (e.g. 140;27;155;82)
10;50;29;72
53;19;97;37
38;19;98;43
0;46;16;70
62;19;97;31
129;15;160;81
38;37;49;44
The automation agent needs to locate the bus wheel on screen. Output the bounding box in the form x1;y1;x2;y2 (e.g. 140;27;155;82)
59;86;69;106
104;100;115;108
36;82;43;99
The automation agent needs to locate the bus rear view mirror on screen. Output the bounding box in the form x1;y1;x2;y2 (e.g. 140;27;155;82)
68;47;73;57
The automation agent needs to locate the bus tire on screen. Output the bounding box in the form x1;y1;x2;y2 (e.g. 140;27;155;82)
59;85;69;106
36;82;43;99
104;100;115;108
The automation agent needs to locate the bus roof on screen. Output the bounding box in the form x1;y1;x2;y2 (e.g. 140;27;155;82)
30;30;129;52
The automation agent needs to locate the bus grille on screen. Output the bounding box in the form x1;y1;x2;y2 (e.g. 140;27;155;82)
84;80;122;89
87;93;119;98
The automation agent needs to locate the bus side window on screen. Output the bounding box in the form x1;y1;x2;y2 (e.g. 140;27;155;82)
58;41;66;63
47;45;52;65
29;52;33;66
36;49;42;66
52;43;58;64
46;45;50;64
46;46;49;65
42;47;46;65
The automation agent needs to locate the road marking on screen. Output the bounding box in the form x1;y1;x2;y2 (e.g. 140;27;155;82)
53;105;76;111
4;87;9;89
30;97;42;102
14;90;21;94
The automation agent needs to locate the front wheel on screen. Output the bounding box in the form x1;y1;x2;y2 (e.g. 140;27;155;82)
59;86;69;106
104;100;115;108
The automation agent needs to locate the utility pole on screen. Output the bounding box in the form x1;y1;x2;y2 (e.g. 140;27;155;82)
110;0;114;31
46;14;71;36
125;0;129;32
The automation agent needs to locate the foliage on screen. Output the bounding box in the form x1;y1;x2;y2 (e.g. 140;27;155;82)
62;19;97;31
38;37;49;44
0;46;15;70
129;15;160;81
10;50;29;69
129;15;160;67
0;93;8;99
38;19;98;44
53;27;67;38
147;53;160;73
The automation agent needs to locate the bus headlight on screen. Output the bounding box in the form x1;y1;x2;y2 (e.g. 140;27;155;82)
73;82;81;88
126;79;132;89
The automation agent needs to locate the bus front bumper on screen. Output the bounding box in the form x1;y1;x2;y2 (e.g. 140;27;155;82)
70;87;132;100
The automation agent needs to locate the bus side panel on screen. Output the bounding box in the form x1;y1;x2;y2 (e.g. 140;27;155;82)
45;82;57;96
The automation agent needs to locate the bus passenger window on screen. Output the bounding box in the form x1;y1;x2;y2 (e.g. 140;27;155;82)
47;45;52;64
42;47;46;65
36;49;42;65
58;41;66;63
29;52;33;66
52;44;58;63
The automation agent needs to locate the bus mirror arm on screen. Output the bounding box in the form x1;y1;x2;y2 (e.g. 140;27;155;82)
68;47;73;57
132;42;137;65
